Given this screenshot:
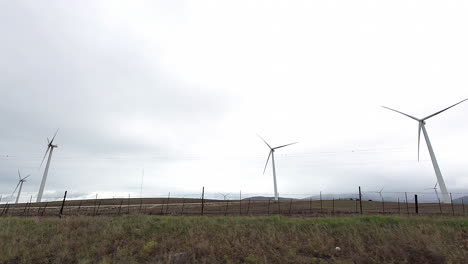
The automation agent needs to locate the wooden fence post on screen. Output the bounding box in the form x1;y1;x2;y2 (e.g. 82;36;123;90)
42;202;48;216
224;199;229;216
77;201;82;215
358;187;363;215
59;191;67;217
405;192;409;215
165;192;171;215
414;194;418;215
239;190;242;215
201;187;205;216
288;199;293;215
118;200;123;215
267;199;271;215
247;199;251;215
382;198;385;214
450;193;455;216
462;198;465;215
332;198;335;215
397;197;400;214
309;197;312;214
96;201;101;216
181;198;185;215
320;191;324;214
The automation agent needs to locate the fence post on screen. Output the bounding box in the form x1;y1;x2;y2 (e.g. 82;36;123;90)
181;198;185;215
224;199;229;216
127;194;130;214
332;198;335;215
239;190;242;215
247;199;251;215
201;186;205;216
165;192;171;215
4;203;9;216
450;193;455;216
96;201;101;216
438;197;442;214
277;199;281;215
267;199;271;215
1;202;8;216
77;201;82;215
358;187;363;215
288;199;293;215
320;191;324;214
397;197;400;214
139;199;143;214
405;192;409;215
42;202;48;216
160;200;165;215
118;200;123;215
414;194;418;215
59;191;67;217
382;198;385;214
462;198;465;215
309;197;312;214
23;202;29;216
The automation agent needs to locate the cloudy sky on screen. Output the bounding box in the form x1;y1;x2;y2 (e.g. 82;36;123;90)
1;1;468;202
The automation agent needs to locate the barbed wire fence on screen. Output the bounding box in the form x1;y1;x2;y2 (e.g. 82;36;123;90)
0;187;466;218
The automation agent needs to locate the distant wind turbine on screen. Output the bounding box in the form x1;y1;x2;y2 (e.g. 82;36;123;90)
12;170;30;204
37;129;59;203
258;135;298;201
382;98;468;203
375;187;384;201
425;182;440;202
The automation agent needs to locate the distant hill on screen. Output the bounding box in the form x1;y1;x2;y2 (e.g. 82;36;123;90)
243;196;295;201
453;196;468;204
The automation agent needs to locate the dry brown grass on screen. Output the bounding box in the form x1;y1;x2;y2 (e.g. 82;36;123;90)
0;215;467;263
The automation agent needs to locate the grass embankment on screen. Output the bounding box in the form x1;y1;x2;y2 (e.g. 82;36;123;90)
0;216;466;263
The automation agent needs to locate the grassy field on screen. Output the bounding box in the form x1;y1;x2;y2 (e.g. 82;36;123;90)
0;215;466;263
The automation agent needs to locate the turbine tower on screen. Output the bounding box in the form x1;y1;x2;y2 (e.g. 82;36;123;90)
382;98;467;203
37;130;59;203
12;170;30;204
258;135;297;201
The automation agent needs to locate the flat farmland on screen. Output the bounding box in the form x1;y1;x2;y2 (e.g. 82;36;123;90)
1;197;466;217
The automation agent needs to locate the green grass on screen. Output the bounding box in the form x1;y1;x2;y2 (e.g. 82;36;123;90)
0;216;467;263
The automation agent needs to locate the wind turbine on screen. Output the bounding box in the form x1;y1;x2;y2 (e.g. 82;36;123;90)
425;182;440;202
12;170;30;204
382;98;468;203
258;135;297;201
375;187;384;201
37;130;59;203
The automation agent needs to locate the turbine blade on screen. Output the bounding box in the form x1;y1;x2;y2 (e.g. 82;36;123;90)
422;98;468;120
50;128;59;144
434;182;438;188
257;134;272;149
17;169;21;180
12;182;20;196
273;142;298;149
40;146;51;168
381;106;420;121
263;151;272;174
23;175;31;180
417;122;422;162
380;187;384;193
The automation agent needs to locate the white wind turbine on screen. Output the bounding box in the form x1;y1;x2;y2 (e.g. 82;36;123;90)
375;187;384;201
382;98;468;203
37;130;59;203
425;182;440;202
258;135;298;201
12;170;30;204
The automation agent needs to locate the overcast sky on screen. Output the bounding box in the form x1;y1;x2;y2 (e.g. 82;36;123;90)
1;1;468;202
